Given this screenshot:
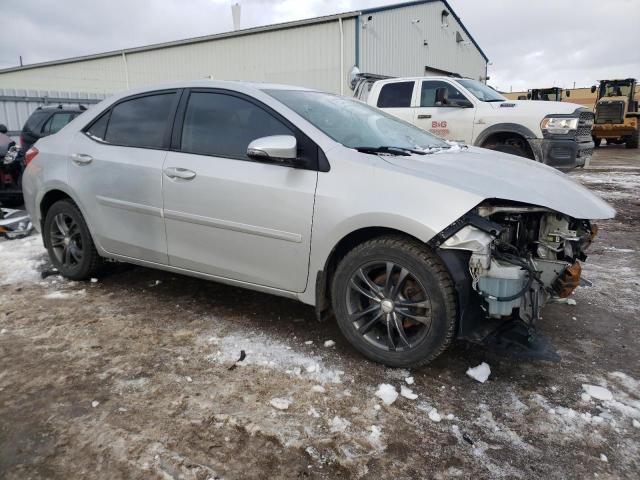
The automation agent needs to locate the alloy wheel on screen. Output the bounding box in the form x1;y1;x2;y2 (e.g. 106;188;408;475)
49;213;84;268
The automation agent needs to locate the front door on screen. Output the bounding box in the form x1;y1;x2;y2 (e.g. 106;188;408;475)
412;79;476;143
162;90;317;292
68;91;180;263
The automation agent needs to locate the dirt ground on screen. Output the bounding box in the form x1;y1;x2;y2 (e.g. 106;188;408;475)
1;146;639;479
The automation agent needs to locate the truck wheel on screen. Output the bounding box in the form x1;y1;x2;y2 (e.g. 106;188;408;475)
489;137;533;159
626;129;639;149
593;137;602;148
43;199;103;280
331;235;457;368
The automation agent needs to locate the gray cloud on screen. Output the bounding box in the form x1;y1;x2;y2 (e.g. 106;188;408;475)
1;0;638;91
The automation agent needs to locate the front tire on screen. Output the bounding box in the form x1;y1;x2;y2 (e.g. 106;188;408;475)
331;236;457;368
43;199;102;280
626;129;639;149
593;137;602;148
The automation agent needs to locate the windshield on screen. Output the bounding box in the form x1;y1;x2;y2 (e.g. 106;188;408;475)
457;79;506;102
265;89;449;151
600;81;632;99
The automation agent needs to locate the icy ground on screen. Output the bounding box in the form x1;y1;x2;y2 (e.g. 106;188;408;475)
1;147;639;479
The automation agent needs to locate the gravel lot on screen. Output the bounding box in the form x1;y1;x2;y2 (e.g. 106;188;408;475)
1;146;638;479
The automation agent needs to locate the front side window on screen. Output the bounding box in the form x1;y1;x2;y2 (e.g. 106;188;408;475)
420;80;470;107
103;93;176;148
266;89;448;151
180;92;293;159
377;82;415;108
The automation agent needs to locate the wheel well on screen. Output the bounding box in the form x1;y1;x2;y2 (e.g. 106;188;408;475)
40;190;73;228
481;131;535;158
314;227;423;318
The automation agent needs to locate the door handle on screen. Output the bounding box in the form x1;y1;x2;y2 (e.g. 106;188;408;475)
71;153;93;165
417;114;432;119
164;167;196;180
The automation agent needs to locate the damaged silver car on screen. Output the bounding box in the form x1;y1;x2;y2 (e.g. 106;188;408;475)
22;82;615;367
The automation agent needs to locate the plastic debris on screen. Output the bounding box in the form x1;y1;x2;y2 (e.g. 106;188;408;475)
466;362;491;383
462;432;474;445
375;383;398;405
227;350;247;370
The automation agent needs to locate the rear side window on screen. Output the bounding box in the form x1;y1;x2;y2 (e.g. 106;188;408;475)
42;113;77;135
377;82;414;108
103;93;176;149
180;92;293;159
86;111;110;141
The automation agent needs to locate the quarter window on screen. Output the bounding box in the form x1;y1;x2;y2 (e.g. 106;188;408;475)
376;82;414;108
420;81;469;107
103;93;176;148
180;92;293;159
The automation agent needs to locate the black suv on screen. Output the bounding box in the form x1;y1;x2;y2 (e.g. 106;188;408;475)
1;105;85;206
20;104;86;152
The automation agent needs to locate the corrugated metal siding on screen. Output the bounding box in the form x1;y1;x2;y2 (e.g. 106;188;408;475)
359;1;486;80
0;20;356;96
0;89;106;135
0;56;127;94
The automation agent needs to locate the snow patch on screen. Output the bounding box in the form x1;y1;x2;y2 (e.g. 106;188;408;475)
0;235;46;284
328;416;350;433
582;384;613;402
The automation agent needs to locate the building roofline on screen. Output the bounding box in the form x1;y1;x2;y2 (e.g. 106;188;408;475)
0;0;488;74
0;11;360;74
361;0;488;62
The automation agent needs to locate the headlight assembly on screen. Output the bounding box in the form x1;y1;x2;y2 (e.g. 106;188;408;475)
540;116;579;135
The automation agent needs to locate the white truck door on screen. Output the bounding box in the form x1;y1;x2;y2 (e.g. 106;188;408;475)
373;81;417;123
412;79;476;143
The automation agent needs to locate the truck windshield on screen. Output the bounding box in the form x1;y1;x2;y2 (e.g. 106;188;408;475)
265;89;449;151
457;79;506;102
600;81;632;98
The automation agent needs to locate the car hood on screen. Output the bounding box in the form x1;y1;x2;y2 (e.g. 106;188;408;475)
381;146;615;220
489;100;587;115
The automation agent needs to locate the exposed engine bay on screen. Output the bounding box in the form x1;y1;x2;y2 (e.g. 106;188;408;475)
435;201;596;347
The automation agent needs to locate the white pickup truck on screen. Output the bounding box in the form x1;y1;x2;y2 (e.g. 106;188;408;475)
354;75;595;170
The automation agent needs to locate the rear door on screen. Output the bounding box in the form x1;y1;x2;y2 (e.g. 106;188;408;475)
412;79;476;143
161;89;318;292
68;90;180;264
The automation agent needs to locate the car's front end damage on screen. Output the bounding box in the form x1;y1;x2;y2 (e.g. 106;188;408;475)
434;200;599;359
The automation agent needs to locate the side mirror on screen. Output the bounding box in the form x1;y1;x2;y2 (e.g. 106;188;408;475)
247;135;297;161
565;90;571;98
591;85;597;94
435;87;449;106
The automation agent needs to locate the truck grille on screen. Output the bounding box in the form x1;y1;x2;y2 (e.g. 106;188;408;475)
576;111;594;141
595;101;624;124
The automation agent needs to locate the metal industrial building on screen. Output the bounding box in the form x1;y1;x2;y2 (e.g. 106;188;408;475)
0;0;488;97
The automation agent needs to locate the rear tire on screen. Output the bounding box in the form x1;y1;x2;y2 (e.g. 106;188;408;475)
593;137;602;148
43;199;103;280
331;235;457;368
626;129;639;149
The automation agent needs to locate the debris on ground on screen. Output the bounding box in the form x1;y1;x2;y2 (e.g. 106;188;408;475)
375;383;398;405
227;349;247;371
462;432;474;445
466;362;491;383
428;408;442;422
269;397;290;410
91;401;100;408
323;340;335;347
582;384;613;401
400;385;418;400
404;376;414;385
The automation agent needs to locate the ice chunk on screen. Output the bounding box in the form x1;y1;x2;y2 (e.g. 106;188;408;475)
567;298;577;305
329;416;350;433
304;340;313;345
400;385;418;400
466;362;491;383
600;454;608;462
323;340;335;347
90;278;98;283
375;383;398;405
428;408;442;422
582;384;613;401
405;376;414;385
270;397;290;410
91;400;100;408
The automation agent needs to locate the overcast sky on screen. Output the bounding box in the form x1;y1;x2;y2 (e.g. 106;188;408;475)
1;0;638;91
